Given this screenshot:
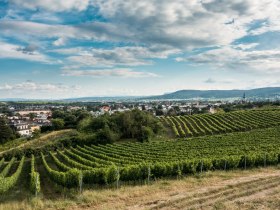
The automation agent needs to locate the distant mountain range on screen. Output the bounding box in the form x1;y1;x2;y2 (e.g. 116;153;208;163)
0;87;279;102
142;87;280;101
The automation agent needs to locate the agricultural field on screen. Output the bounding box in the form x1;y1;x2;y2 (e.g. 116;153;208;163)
1;110;280;209
160;110;280;138
0;126;280;203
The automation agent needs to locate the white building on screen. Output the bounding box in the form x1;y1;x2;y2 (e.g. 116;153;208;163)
209;107;217;114
10;120;31;136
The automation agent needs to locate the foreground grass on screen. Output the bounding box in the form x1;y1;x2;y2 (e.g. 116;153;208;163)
0;166;279;210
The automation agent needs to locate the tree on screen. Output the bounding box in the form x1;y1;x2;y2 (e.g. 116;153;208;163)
64;114;77;128
156;109;164;116
52;110;65;119
0;117;15;144
28;113;36;120
95;125;119;144
78;109;163;143
51;118;65;130
137;126;153;142
32;129;41;139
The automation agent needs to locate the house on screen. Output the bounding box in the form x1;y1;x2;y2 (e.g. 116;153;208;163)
209;107;217;114
90;111;103;117
30;125;40;132
8;106;15;111
10;121;31;136
100;106;110;113
33;114;51;125
67;106;84;111
7;116;20;121
116;108;130;112
16;110;52;117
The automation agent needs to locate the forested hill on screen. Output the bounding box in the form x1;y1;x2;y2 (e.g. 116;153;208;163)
142;87;280;100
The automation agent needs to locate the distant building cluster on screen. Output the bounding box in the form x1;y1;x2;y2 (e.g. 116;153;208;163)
0;100;230;137
88;101;223;117
6;109;52;137
0;104;86;137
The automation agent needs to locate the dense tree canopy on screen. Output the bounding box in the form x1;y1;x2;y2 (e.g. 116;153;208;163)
78;109;163;143
52;110;91;129
0;117;15;144
42;109;91;132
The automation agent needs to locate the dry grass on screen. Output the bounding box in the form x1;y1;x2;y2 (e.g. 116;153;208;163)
0;129;75;155
0;167;279;210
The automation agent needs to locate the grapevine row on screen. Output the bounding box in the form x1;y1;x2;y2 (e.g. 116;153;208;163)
161;110;280;138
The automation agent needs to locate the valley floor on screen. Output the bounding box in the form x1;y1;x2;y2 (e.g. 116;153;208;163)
1;167;280;210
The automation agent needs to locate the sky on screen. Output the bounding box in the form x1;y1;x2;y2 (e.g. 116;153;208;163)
0;0;280;99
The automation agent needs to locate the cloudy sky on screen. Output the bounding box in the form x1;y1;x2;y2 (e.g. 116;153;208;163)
0;0;280;99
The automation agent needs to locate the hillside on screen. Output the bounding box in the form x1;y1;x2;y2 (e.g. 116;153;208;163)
143;87;280;100
0;114;280;209
0;127;280;209
1;110;280;210
0;127;280;200
161;110;280;138
0;129;76;155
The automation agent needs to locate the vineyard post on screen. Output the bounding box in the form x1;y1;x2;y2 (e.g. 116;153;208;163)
116;167;120;189
79;173;83;194
147;165;151;185
177;163;181;180
200;160;203;174
264;153;267;168
244;156;247;170
224;160;227;171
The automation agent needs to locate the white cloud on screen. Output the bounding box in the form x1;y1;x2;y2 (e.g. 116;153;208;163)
0;41;52;63
1;0;280;75
53;37;67;46
52;45;180;67
0;20;78;40
177;44;280;73
0;81;79;92
246;79;280;89
9;0;90;12
61;68;158;78
204;78;236;84
91;0;280;49
30;12;61;23
3;1;280;50
0;20;121;44
204;78;216;84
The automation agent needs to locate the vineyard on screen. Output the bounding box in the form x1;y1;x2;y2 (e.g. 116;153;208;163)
160;110;280;138
0;126;279;197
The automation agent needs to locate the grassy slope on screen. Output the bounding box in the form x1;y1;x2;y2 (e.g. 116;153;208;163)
0;138;27;153
0;166;279;210
0;129;75;155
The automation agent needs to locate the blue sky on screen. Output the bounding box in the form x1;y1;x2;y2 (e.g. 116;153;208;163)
0;0;280;99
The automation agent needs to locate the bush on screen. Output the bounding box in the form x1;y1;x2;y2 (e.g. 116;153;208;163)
137;126;153;142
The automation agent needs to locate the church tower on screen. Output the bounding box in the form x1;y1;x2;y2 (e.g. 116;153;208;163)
242;92;246;103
